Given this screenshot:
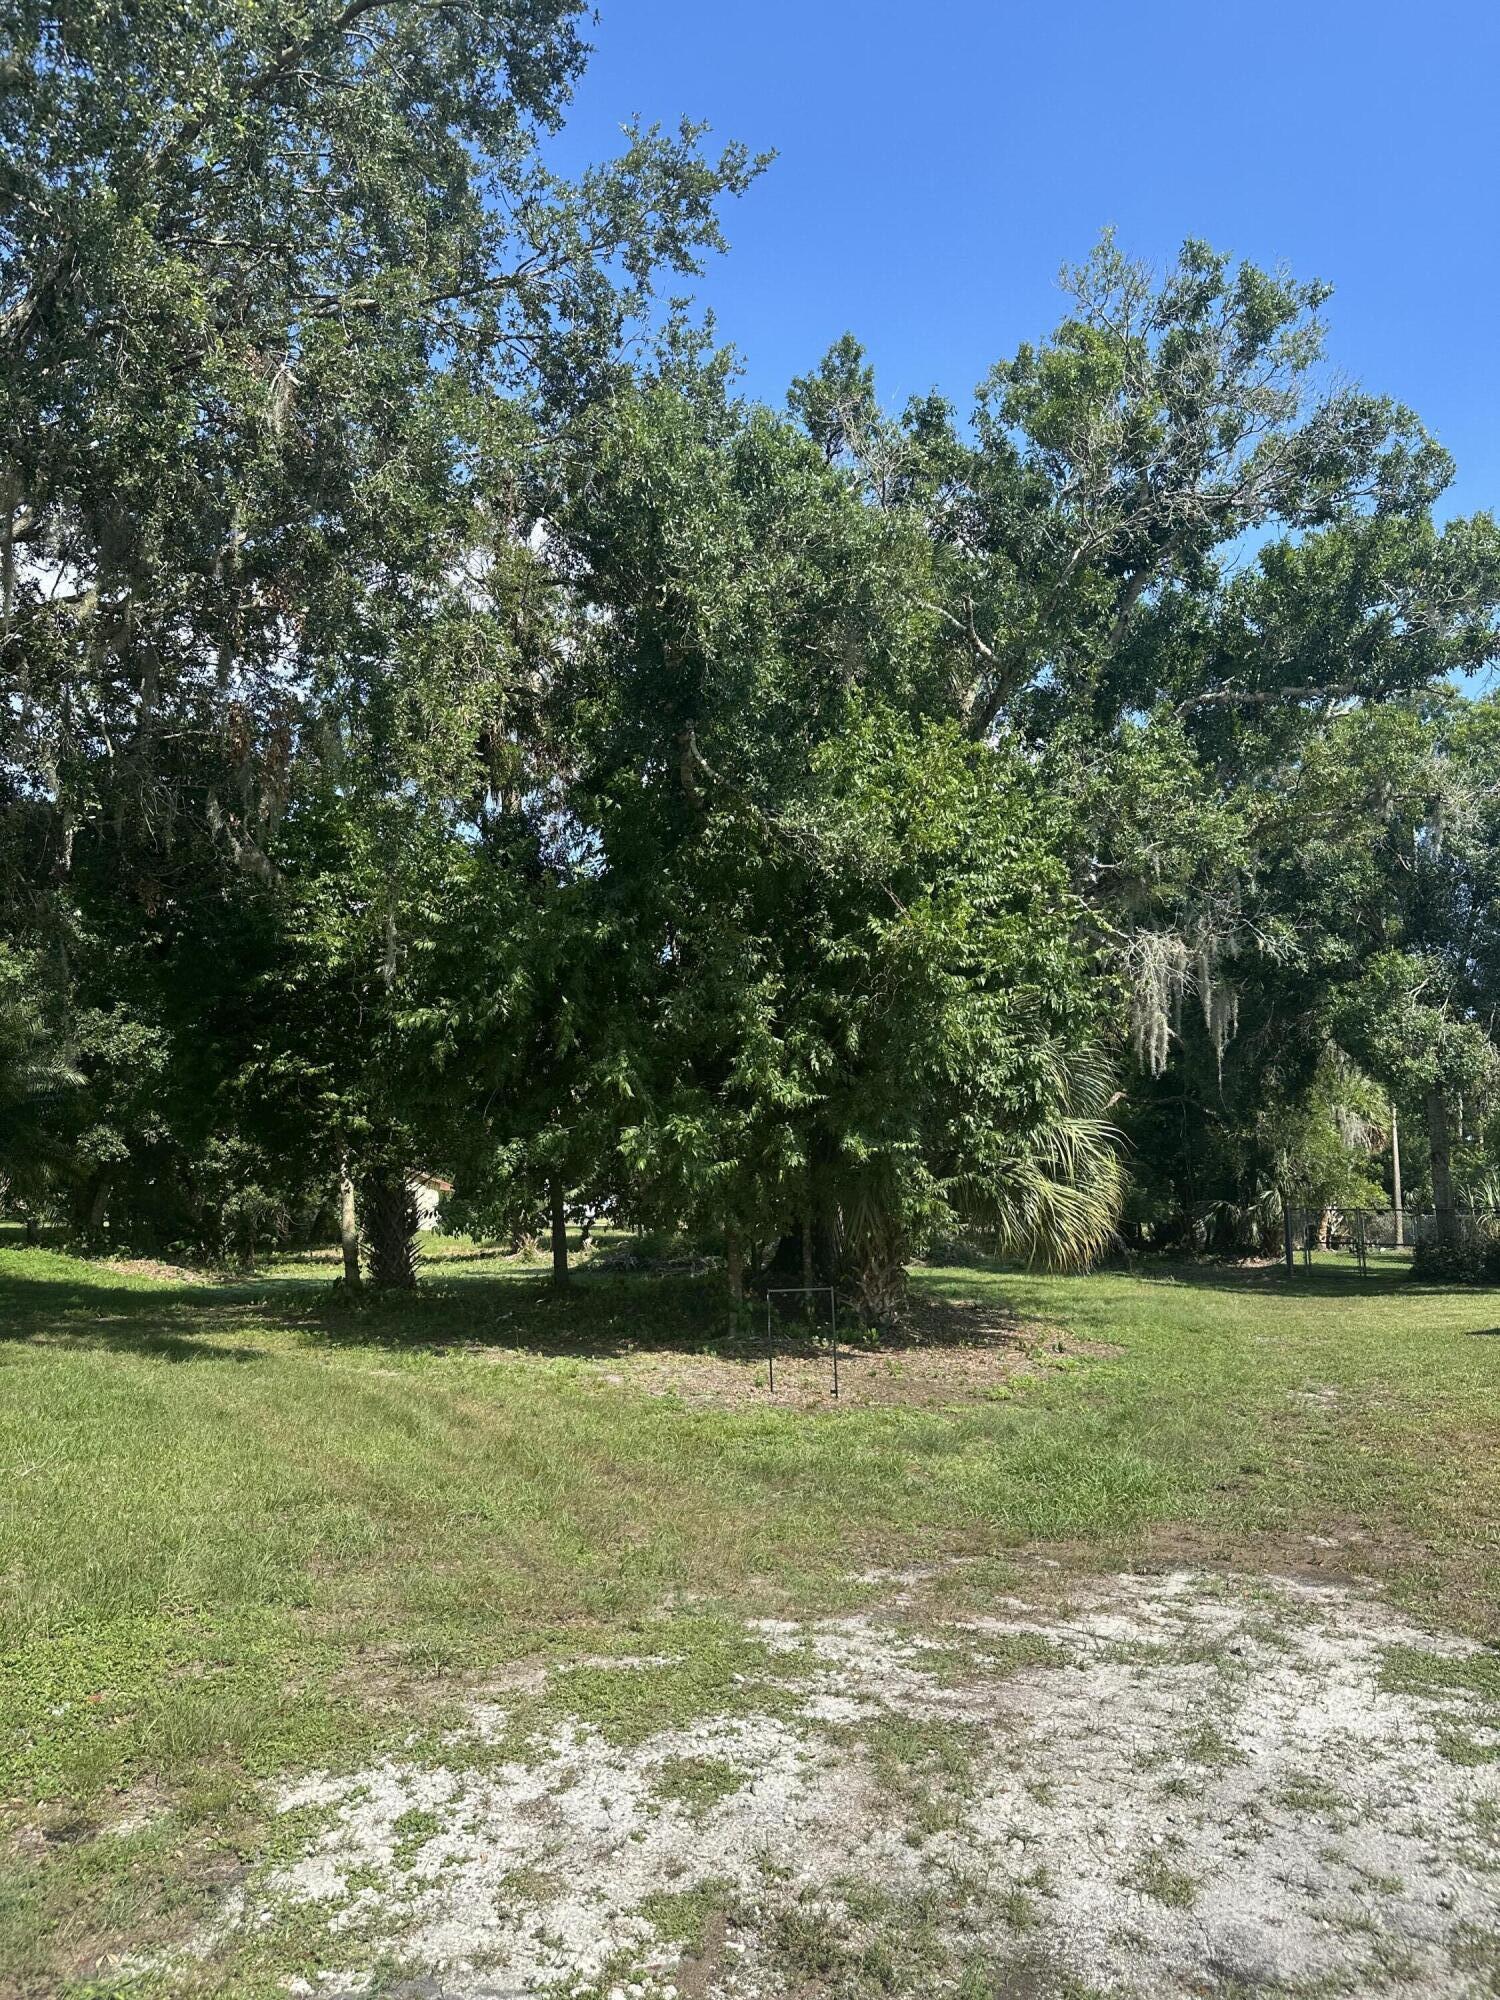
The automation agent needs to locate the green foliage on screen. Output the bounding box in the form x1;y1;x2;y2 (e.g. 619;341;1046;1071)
5;0;1500;1290
1410;1228;1500;1286
0;945;80;1218
1;0;760;1267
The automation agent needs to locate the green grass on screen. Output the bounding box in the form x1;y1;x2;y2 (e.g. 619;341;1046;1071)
650;1754;748;1815
1125;1851;1200;1908
1;1236;1498;1994
635;1874;738;1950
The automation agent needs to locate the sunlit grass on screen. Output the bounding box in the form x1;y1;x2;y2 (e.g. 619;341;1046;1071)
1;1237;1497;1991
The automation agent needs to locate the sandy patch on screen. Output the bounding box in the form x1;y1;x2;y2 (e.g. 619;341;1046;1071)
99;1255;210;1285
188;1568;1500;1997
579;1299;1110;1412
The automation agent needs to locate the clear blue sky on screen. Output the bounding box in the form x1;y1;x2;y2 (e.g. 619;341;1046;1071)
552;0;1498;520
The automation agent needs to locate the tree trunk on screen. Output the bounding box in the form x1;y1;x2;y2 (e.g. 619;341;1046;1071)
726;1221;744;1331
550;1176;568;1287
361;1169;417;1288
850;1217;907;1330
1426;1088;1454;1242
338;1159;361;1287
1390;1102;1404;1248
801;1201;815;1292
84;1173;112;1237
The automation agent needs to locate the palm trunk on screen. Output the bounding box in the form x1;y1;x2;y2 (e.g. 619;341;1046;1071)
361;1169;417;1288
550;1176;568;1287
850;1216;907;1329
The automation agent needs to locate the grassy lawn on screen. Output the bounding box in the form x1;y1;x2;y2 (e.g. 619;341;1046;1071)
2;1238;1497;1996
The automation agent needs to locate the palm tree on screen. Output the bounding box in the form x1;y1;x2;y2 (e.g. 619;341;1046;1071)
836;1043;1124;1324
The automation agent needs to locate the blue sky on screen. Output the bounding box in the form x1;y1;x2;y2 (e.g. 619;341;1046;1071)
552;0;1499;521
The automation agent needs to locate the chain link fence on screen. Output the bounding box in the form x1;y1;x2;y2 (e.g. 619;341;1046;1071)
1281;1205;1500;1276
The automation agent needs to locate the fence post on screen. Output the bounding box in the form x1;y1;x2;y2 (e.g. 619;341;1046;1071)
1283;1202;1295;1275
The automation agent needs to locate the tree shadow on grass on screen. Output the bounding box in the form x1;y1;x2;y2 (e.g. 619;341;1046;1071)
952;1253;1500;1310
0;1271;275;1362
303;1269;776;1360
917;1250;1482;1311
1110;1258;1421;1302
4;1247;1479;1369
0;1260;744;1364
301;1266;1052;1363
1144;1263;1411;1300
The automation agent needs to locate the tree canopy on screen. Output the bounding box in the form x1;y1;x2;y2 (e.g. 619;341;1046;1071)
5;6;1500;1305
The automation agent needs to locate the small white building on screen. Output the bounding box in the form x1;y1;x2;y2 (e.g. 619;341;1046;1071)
410;1172;452;1231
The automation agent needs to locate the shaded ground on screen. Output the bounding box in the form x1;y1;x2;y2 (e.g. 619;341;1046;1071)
580;1296;1112;1410
166;1564;1500;1999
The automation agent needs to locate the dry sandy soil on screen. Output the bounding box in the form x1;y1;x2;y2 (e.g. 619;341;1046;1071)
169;1563;1500;1999
573;1297;1111;1412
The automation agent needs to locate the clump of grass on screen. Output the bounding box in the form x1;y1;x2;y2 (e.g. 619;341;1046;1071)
855;1712;986;1836
998;1884;1040;1931
1103;1634;1232;1671
1273;1770;1348;1816
650;1753;746;1815
1156;1773;1199;1800
767;1883;953;1996
1182;1717;1244;1768
906;1627;1065;1687
1381;1645;1500;1707
1435;1725;1500;1767
389;1806;442;1870
543;1624;800;1747
636;1875;737;1952
1451;1923;1500;1985
495;1862;559;1909
1126;1852;1199;1908
981;1632;1070;1675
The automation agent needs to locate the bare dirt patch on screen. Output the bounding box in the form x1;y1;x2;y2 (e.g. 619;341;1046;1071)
100;1256;210;1285
181;1567;1500;1998
579;1298;1111;1411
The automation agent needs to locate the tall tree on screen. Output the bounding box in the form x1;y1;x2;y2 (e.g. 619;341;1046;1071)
1;0;759;1266
554;381;1121;1318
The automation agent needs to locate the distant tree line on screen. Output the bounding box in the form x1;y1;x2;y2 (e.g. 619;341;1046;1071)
4;3;1500;1313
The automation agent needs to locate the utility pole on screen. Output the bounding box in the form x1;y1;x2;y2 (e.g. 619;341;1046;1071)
1390;1102;1403;1249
